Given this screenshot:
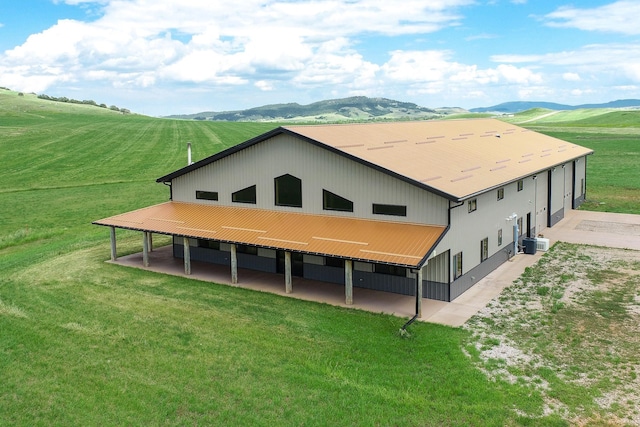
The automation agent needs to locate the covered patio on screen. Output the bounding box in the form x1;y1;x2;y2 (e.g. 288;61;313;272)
94;201;448;319
96;209;640;327
106;242;545;327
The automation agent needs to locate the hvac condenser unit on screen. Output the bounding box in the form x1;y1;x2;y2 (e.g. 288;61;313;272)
536;238;550;251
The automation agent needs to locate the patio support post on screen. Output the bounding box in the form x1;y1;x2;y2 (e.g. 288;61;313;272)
284;251;292;294
345;259;353;305
183;236;191;275
416;266;424;318
147;232;153;252
142;231;149;267
109;226;117;261
230;244;238;284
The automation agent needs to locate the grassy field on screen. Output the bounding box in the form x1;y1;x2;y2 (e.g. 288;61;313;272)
506;108;640;214
1;89;639;425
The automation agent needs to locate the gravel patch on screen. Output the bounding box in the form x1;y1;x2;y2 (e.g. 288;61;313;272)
465;242;640;424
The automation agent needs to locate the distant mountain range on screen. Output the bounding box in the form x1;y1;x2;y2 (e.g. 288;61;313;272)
470;99;640;113
166;96;464;122
166;96;640;122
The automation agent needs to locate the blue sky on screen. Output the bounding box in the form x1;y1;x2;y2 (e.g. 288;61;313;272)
1;0;640;116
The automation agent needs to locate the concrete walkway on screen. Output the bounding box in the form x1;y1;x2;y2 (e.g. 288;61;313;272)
111;209;640;328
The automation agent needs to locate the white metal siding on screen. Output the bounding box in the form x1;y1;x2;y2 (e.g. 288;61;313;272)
563;162;573;213
549;166;564;225
425;250;448;283
574;156;587;204
171;134;448;225
535;172;549;235
435;177;534;279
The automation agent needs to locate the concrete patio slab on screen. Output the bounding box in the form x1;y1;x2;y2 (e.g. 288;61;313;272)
109;209;640;328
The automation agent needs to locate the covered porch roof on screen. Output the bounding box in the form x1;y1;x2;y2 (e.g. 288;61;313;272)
93;201;447;268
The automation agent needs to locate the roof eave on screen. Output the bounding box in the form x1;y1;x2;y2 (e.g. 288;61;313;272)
454;150;594;202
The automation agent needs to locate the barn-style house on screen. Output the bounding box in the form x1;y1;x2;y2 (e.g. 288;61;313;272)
94;119;592;315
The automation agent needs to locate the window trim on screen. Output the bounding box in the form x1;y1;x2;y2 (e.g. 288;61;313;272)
517;179;524;192
372;203;407;217
196;190;218;201
453;252;463;280
468;198;477;213
517;217;524;237
497;187;504;201
323;189;353;212
498;229;503;247
480;237;489;262
274;174;302;208
232;185;257;204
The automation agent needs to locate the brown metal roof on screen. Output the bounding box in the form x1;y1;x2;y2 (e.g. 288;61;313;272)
285;119;593;200
94;202;446;268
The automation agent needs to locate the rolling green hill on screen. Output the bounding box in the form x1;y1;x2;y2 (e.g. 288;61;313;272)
166;95;451;122
1;89;639;425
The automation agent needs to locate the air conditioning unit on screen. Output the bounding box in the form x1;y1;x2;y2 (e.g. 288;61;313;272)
536;238;550;251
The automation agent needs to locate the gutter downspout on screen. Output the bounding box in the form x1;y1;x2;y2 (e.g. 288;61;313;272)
400;267;424;333
400;199;455;334
162;181;172;200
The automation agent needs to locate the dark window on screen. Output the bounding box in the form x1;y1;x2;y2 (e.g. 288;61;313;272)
497;188;504;201
325;257;345;268
374;263;407;277
274;174;302;207
453;252;463;280
323;189;353;212
198;239;220;250
196;190;218;201
237;245;258;255
232;185;256;204
372;203;407;217
498;229;503;246
468;198;477;213
517;180;524;192
481;238;489;262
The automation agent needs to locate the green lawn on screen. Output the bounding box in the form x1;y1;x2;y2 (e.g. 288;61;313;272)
1;90;638;425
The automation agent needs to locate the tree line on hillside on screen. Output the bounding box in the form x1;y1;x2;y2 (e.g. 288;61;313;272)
36;93;130;114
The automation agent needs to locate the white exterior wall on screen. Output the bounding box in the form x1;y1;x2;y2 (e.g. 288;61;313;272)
574;157;587;203
435;177;535;278
549;165;565;225
171;134;448;226
534;172;549;235
563;162;574;213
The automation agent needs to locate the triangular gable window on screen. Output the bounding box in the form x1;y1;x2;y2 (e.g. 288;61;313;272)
323;189;353;212
232;185;256;204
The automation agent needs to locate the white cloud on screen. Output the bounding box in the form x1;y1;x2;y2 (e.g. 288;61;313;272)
1;0;474;97
545;1;640;35
382;51;542;87
493;43;640;84
255;80;274;91
563;72;580;82
382;50;457;82
3;0;639;114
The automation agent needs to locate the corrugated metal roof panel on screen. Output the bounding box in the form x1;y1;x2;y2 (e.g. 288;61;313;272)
94;202;446;268
285;119;593;200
